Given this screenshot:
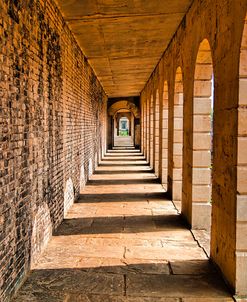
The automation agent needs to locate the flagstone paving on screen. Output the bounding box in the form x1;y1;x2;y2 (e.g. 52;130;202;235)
12;149;233;302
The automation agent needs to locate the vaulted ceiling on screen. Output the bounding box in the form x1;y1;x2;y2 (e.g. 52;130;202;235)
56;0;193;97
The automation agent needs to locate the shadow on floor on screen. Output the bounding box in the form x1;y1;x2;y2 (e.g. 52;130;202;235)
98;163;150;167
53;214;185;236
11;260;233;302
106;148;141;154
101;157;145;161
77;192;169;203
94;169;153;174
87;178;160;185
103;154;144;157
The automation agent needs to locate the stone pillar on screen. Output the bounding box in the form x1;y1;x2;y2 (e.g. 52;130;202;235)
149;95;154;169
168;81;174;196
131;113;135;146
173;68;183;210
141;98;144;154
235;16;247;295
154;90;160;176
143;97;147;156
146;97;150;164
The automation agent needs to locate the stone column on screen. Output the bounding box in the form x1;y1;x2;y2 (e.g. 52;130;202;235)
173;68;183;210
154;91;160;176
149;95;154;169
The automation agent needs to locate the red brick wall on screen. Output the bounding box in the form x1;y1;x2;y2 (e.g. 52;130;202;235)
0;0;107;300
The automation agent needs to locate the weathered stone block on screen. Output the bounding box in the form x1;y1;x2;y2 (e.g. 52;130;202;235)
192;203;211;230
173;168;182;181
193;115;211;132
194;80;212;98
192;185;211;202
174;105;183;118
193;133;211;150
193;150;211;167
237;167;247;194
238;108;247;136
192;168;211;185
236;222;247;250
238;137;247;165
174;117;183;130
174;130;183;143
236;251;247;295
173;180;182;201
239;78;247;105
173;143;183;155
193;98;212;114
237;195;247;222
173;155;183;168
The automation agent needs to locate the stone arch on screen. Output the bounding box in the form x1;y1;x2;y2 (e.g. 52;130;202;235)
192;39;213;231
116;111;131;135
108;100;140;118
173;67;184;211
108;100;140;148
236;14;247;295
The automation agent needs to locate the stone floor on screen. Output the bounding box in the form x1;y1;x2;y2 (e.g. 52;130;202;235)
12;149;233;302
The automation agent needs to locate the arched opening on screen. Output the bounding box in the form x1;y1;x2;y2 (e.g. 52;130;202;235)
119;116;129;136
159;81;169;188
173;67;184;211
154;90;160;176
114;110;133;146
116;111;131;137
107;100;140;149
236;15;247;295
192;39;213;233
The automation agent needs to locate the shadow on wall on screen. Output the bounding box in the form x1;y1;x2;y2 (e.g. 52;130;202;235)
80;165;86;192
94;152;98;170
31;171;86;269
88;159;93;178
80;157;98;194
64;178;75;217
31;203;52;268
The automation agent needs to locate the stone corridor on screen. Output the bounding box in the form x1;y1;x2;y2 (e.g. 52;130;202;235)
12;149;233;302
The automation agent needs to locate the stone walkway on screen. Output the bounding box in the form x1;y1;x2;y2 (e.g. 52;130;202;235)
12;149;233;302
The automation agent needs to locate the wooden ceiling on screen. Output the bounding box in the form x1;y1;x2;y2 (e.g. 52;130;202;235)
56;0;193;97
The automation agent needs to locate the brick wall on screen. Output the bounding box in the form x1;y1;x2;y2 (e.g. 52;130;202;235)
0;0;107;300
